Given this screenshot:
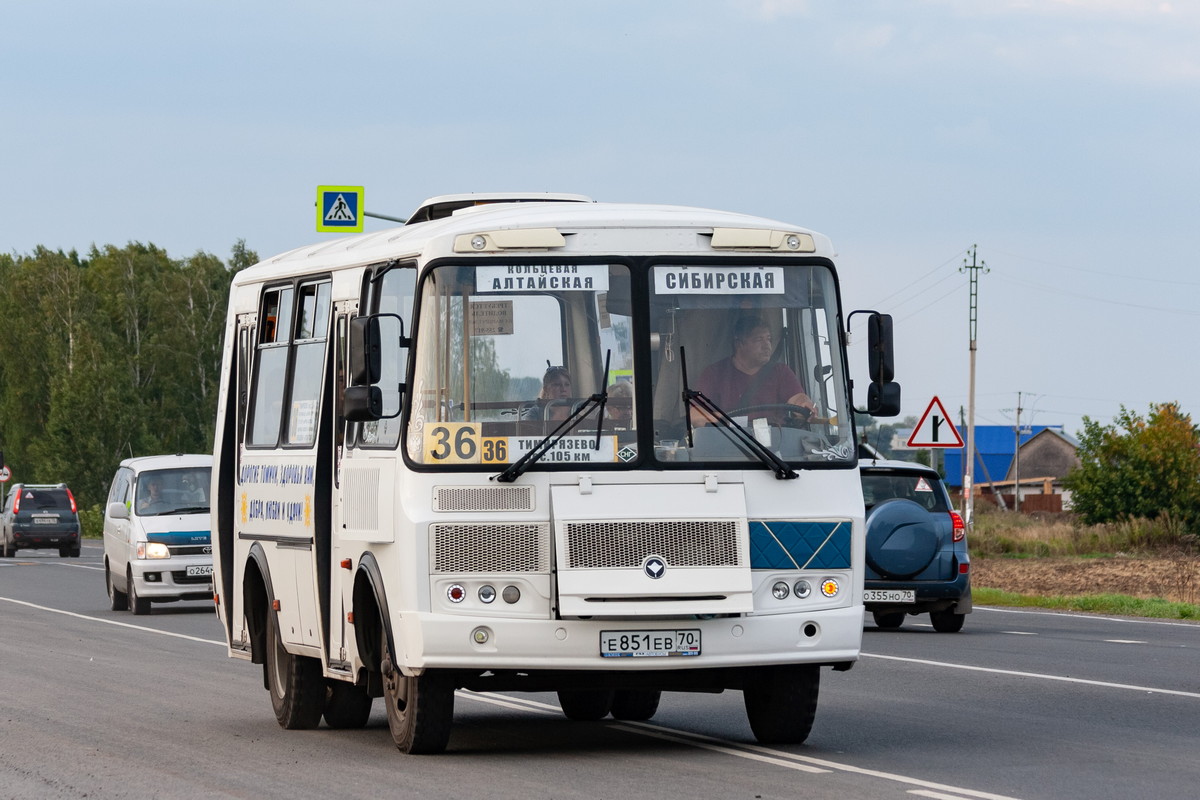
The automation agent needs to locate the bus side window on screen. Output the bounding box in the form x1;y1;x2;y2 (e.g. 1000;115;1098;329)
358;265;416;449
248;286;294;446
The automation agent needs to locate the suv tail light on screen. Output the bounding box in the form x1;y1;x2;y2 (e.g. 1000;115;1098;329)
949;511;965;542
66;488;78;514
12;492;20;514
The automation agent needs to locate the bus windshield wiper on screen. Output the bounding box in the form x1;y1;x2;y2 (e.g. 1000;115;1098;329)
494;351;612;483
679;347;798;480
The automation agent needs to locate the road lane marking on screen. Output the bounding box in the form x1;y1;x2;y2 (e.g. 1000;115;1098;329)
911;791;985;800
1104;639;1147;644
977;606;1200;629
0;595;225;647
462;692;1023;799
1001;631;1037;635
862;652;1200;699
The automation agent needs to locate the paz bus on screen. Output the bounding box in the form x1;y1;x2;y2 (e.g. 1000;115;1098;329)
210;192;900;754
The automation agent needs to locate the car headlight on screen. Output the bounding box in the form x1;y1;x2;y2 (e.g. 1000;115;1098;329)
136;542;170;559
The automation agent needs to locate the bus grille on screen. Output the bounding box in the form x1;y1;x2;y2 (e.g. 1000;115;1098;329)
564;520;742;569
433;485;535;512
431;523;550;573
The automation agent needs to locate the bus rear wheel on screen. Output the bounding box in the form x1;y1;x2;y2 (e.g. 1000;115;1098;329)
610;689;661;721
743;665;820;745
265;606;324;729
323;680;373;729
380;628;454;754
557;689;614;721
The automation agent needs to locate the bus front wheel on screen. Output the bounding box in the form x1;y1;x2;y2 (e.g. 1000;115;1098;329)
265;606;324;729
380;628;454;754
743;664;820;744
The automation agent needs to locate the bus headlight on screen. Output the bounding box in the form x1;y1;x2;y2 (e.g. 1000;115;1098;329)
478;585;496;604
771;581;790;600
793;579;812;599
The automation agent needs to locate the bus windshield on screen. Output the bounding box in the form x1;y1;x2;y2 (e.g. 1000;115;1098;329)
404;259;853;469
647;262;854;467
406;262;636;468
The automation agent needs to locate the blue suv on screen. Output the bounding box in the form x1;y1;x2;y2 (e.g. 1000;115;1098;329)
860;459;971;632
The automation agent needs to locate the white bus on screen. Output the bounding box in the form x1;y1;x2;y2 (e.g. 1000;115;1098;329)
211;192;900;754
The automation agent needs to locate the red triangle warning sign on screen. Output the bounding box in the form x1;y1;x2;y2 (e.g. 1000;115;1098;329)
907;396;964;448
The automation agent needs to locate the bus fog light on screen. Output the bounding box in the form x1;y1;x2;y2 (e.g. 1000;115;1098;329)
472;627;491;645
771;581;790;600
820;578;840;598
478;585;496;604
793;579;812;599
447;584;466;603
502;585;521;604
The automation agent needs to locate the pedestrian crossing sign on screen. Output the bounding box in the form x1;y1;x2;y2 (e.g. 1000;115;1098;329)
317;185;364;232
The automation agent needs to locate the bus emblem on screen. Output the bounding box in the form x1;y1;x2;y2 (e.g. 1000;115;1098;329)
643;557;666;579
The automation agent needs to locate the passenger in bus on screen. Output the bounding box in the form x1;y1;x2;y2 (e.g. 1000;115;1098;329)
522;365;574;421
605;380;634;429
694;315;816;423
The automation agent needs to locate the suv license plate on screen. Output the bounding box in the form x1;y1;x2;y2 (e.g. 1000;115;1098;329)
33;517;57;524
600;629;700;658
863;589;915;603
186;565;214;577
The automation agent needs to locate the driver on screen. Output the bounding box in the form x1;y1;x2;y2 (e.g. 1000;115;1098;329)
694;315;816;422
137;476;164;513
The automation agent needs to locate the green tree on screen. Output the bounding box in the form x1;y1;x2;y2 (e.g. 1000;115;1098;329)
1063;403;1200;531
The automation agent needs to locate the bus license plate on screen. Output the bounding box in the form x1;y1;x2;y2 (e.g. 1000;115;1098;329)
600;629;700;658
187;565;214;577
863;589;915;603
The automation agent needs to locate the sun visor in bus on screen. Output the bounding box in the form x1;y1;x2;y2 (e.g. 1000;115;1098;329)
603;273;632;317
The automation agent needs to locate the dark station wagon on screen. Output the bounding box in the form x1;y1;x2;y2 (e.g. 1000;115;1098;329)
1;483;82;558
860;459;971;632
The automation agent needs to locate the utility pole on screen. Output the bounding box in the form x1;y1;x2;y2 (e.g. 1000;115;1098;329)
959;245;987;529
1013;391;1023;513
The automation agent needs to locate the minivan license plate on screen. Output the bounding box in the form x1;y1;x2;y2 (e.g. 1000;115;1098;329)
600;629;700;658
187;565;214;577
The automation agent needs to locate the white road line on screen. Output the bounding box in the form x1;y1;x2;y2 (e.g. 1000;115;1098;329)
1000;631;1037;635
0;595;225;647
861;652;1200;699
461;693;1023;800
977;606;1200;628
1103;639;1147;644
910;790;984;800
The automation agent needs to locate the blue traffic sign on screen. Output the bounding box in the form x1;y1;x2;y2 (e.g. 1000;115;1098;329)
316;185;364;232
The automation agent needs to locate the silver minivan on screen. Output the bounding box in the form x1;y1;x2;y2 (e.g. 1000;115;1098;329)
103;454;213;615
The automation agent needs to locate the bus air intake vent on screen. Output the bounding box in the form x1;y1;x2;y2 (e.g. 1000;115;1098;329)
431;523;550;573
564;520;741;569
434;485;535;512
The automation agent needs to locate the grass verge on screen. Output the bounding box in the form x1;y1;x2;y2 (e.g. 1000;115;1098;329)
974;587;1200;620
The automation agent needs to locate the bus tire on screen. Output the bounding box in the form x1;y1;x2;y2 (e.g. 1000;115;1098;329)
380;628;454;754
610;689;661;721
106;561;128;611
556;689;614;721
743;664;820;745
323;680;373;729
266;606;324;729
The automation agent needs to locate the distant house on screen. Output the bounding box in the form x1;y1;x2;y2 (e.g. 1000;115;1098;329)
937;425;1079;512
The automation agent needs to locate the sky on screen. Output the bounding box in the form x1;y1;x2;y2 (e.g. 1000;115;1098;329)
5;0;1199;439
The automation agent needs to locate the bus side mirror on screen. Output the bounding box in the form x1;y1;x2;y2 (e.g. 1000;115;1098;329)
349;317;382;386
344;385;383;422
868;314;895;383
849;310;902;417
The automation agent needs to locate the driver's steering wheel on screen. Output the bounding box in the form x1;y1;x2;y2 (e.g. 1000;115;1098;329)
728;403;814;429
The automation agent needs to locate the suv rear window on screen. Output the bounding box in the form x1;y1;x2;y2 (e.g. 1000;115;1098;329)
862;473;949;513
17;489;73;511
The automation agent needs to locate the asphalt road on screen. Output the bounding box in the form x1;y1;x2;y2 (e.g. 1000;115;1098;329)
2;542;1198;800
